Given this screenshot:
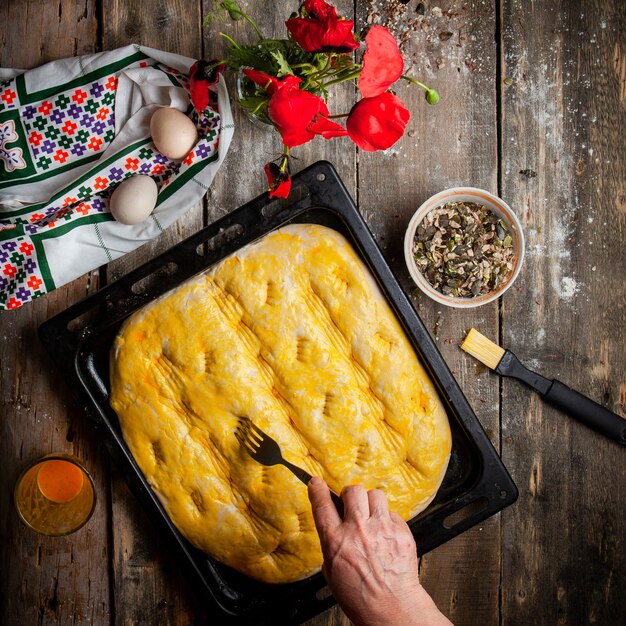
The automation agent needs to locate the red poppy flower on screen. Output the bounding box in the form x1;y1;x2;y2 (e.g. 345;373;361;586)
188;60;225;113
242;69;280;95
261;76;344;147
307;114;348;139
264;162;292;198
285;0;358;53
346;92;410;152
304;0;336;19
358;26;404;98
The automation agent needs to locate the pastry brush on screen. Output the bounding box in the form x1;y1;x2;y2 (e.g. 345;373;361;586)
460;328;626;445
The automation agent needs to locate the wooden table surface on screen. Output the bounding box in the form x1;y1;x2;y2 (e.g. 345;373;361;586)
1;1;624;624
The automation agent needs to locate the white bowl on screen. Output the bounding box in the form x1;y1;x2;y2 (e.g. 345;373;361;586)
403;187;525;308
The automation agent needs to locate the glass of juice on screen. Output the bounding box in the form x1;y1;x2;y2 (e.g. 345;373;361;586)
14;454;96;536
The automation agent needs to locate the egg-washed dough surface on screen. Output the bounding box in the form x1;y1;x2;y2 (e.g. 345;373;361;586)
110;224;452;584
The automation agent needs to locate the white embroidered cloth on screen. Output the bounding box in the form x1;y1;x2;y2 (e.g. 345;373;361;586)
0;44;233;310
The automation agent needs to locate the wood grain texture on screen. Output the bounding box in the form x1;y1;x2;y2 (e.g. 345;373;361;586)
103;0;204;282
2;0;625;624
354;2;501;624
500;0;626;624
0;5;107;626
101;2;210;625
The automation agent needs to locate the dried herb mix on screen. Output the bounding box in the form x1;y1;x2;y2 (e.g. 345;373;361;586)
412;201;515;298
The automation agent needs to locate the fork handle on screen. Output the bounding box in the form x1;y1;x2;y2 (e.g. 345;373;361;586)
282;460;344;518
283;459;313;485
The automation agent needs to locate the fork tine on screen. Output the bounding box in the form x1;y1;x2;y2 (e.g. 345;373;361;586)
238;417;264;444
235;427;258;454
247;420;267;441
246;425;264;444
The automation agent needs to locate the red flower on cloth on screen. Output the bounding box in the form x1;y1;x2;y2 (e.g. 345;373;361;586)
358;26;404;98
188;60;225;114
346;92;410;152
285;0;358;52
3;264;17;278
244;71;347;148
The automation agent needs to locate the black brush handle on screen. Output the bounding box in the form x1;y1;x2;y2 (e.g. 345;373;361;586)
544;380;626;445
498;351;626;445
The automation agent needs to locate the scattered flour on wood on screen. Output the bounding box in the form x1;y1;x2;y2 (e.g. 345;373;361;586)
363;0;489;79
557;276;579;301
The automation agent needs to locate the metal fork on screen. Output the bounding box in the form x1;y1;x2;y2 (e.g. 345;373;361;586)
235;417;344;517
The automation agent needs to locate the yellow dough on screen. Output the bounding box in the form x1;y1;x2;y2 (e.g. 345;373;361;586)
110;224;451;584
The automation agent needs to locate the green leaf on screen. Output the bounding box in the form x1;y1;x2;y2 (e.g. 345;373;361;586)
217;0;245;20
270;50;292;77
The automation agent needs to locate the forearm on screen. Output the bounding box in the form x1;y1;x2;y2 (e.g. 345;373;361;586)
406;585;454;626
348;585;453;626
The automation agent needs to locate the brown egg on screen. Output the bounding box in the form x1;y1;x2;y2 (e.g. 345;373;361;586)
150;107;198;160
109;175;159;225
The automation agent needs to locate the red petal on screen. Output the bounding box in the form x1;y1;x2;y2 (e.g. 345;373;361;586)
304;0;338;19
268;88;329;148
189;61;224;113
346;92;410;152
264;163;292;198
322;19;359;51
243;69;280;94
308;115;348;139
358;26;404;98
286;15;358;52
270;176;291;198
189;79;209;114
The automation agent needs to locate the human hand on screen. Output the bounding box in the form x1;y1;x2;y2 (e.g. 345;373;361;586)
307;478;453;626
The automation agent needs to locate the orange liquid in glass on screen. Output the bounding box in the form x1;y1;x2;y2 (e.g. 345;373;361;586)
14;456;95;536
37;460;84;502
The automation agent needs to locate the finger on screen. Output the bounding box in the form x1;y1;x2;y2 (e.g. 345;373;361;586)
390;511;417;546
390;510;407;525
341;484;369;521
367;488;389;518
308;477;341;540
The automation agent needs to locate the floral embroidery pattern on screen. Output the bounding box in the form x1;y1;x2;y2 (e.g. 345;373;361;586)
22;75;117;172
0;120;27;172
0;60;222;310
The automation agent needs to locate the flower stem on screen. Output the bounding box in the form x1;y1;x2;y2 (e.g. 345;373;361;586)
290;63;318;71
308;54;334;79
280;146;289;171
401;74;429;91
322;70;361;87
402;74;440;104
241;13;264;40
219;32;241;50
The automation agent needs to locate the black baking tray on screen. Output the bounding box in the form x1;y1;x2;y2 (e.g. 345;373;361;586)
39;161;517;625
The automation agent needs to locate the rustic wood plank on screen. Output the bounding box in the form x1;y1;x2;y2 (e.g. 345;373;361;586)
0;0;98;67
103;0;203;283
101;2;213;625
0;3;108;625
0;293;111;626
354;2;501;625
501;0;626;624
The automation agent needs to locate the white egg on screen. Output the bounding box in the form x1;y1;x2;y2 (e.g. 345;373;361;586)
109;175;159;225
150;107;198;160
